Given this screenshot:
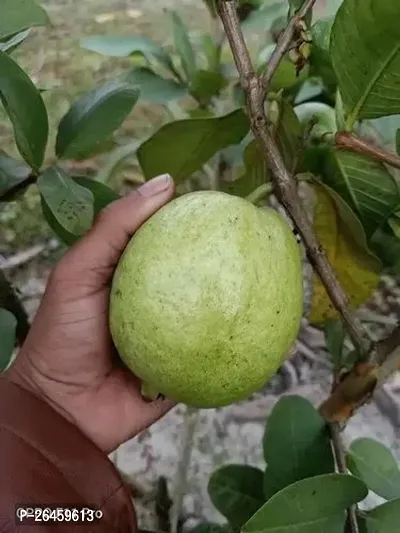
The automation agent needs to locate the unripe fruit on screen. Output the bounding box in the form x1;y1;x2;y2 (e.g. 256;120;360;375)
109;191;303;408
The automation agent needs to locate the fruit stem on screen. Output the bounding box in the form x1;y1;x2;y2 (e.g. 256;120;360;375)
245;183;273;205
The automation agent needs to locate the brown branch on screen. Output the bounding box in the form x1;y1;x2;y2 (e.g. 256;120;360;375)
330;423;359;533
336;132;400;170
320;324;400;423
218;0;400;430
0;270;30;344
261;0;317;97
217;0;371;356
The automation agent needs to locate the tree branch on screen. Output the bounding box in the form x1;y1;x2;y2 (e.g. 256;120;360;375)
319;323;400;423
336;132;400;171
217;0;400;426
260;0;317;98
217;0;371;356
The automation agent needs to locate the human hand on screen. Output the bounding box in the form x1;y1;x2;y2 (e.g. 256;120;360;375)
5;174;176;453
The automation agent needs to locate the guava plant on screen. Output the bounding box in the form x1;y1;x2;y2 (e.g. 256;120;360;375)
1;0;400;531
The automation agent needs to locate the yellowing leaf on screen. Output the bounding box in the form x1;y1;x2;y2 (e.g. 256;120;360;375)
309;183;381;324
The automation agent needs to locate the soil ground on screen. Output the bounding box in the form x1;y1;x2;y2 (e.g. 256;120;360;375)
2;1;400;530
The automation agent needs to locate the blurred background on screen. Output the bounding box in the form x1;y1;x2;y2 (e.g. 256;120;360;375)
1;1;400;530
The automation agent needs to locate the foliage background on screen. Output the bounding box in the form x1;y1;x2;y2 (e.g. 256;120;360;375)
2;0;400;531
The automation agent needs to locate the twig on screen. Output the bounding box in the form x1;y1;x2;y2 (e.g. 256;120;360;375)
0;271;30;344
336;132;400;171
156;476;173;533
217;0;370;356
217;0;400;426
260;0;317;98
0;244;47;270
320;323;400;422
330;423;359;533
245;183;273;204
170;406;199;533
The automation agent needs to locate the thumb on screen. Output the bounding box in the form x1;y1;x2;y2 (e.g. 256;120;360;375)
55;174;174;283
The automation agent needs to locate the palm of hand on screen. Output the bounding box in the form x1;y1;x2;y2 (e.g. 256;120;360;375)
7;179;175;452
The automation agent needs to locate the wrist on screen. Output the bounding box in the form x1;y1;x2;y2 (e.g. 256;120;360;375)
5;357;77;428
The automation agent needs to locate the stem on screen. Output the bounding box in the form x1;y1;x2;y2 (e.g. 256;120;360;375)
245;182;273;204
170;406;199;533
217;0;371;356
217;0;400;422
260;0;317;99
336;132;400;171
330;423;359;533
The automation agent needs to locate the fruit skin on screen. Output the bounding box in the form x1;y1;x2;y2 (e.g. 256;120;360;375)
109;191;303;408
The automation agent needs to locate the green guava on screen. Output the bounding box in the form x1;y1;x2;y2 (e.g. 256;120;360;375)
109;190;303;408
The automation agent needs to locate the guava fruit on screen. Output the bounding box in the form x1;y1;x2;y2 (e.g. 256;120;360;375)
109;190;303;408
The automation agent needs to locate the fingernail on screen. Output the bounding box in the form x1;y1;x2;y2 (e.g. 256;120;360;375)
138;174;172;197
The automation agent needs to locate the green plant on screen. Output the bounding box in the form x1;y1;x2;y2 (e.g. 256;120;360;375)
2;0;400;530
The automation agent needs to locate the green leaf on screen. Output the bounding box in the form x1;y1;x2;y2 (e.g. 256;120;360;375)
295;102;337;139
0;29;31;54
364;499;400;533
275;102;302;173
263;396;334;499
220;140;269;199
0;152;32;199
38;167;94;242
190;70;228;106
295;80;325;105
322;149;400;239
56;80;140;160
388;215;400;239
202;0;218;19
208;465;265;530
170;11;196;81
0;51;48;170
396;129;400;155
137;110;250;183
347;438;400;501
201;34;222;73
81;36;178;78
308;182;381;323
331;0;400;128
41;174;119;245
222;102;300;198
0;308;17;371
370;226;400;275
324;320;345;369
310;17;336;88
257;45;309;91
0;0;48;40
243;474;368;533
125;67;187;103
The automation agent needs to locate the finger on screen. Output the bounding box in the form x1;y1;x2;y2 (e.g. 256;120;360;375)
56;174;174;280
117;369;177;439
130;396;177;436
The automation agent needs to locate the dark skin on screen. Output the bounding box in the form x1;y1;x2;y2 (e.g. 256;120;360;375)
5;174;176;453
